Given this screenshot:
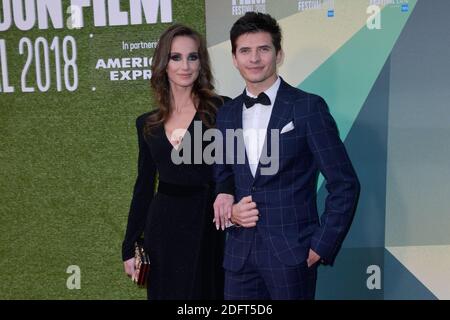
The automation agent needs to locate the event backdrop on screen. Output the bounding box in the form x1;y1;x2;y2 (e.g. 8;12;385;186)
1;0;449;299
0;0;204;300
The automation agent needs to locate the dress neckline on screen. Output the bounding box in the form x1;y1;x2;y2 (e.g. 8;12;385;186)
163;111;198;150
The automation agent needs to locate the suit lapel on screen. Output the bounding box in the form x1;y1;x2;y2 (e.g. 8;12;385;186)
254;79;295;181
233;95;244;130
232;95;254;179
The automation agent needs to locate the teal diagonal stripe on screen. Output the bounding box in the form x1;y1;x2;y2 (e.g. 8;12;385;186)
297;1;417;188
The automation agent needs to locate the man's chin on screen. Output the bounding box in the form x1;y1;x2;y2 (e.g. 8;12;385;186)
246;76;265;84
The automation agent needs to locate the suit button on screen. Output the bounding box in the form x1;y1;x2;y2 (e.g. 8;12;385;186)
251;187;257;192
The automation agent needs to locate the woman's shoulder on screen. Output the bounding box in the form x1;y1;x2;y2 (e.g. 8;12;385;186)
136;109;158;127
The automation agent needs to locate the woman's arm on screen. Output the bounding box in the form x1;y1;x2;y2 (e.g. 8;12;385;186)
122;113;157;262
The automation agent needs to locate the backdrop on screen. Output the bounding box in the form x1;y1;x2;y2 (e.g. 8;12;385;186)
1;0;449;299
0;0;203;300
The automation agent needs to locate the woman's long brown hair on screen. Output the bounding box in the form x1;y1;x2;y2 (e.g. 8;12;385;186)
144;24;221;136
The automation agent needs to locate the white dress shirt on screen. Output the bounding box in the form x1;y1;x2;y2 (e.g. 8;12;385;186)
242;77;281;177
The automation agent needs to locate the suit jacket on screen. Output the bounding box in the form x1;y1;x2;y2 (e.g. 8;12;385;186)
214;78;360;271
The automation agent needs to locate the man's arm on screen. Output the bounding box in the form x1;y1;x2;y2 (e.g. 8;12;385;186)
213;106;236;230
214;107;235;195
307;96;360;265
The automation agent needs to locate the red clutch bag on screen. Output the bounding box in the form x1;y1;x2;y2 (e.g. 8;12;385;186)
132;242;150;287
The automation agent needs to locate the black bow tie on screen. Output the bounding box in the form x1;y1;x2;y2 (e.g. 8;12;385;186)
243;91;271;109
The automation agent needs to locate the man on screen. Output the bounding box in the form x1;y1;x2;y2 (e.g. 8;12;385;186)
214;12;360;300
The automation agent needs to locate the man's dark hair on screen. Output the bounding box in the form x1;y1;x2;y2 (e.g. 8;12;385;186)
230;12;282;54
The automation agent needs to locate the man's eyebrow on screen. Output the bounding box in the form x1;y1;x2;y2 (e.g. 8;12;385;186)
238;45;271;50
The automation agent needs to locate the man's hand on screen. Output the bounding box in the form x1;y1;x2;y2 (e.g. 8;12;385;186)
231;195;259;228
306;249;321;268
213;193;234;230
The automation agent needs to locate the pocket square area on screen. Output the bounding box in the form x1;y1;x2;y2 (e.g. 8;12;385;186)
280;121;295;134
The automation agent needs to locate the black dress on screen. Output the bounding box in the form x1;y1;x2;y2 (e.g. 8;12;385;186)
122;98;232;300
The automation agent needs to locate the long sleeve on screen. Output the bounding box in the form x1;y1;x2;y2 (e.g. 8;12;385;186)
122;114;157;261
307;97;360;265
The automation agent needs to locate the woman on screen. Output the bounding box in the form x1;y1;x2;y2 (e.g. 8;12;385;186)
121;24;233;300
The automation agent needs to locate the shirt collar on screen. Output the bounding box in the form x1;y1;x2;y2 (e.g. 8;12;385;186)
245;76;281;105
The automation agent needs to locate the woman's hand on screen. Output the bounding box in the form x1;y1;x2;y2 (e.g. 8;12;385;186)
123;257;136;278
213;193;234;230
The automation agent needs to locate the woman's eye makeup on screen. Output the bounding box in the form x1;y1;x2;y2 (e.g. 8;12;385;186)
188;53;199;61
169;53;199;61
169;53;182;61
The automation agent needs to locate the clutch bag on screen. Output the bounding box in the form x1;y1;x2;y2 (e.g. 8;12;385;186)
133;241;150;287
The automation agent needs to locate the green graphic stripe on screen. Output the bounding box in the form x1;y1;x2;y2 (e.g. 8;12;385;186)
297;1;417;189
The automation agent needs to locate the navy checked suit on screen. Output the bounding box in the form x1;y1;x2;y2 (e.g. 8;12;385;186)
214;78;360;299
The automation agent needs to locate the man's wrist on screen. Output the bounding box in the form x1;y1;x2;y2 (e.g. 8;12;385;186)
230;216;241;227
